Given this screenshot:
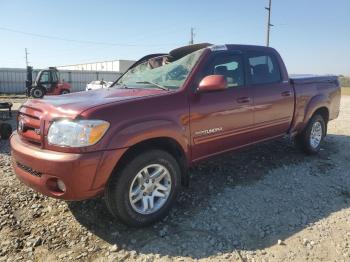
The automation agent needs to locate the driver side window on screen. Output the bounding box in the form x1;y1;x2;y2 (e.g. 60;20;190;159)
39;71;50;83
206;54;245;88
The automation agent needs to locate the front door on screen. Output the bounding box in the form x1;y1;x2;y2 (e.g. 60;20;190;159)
189;51;254;161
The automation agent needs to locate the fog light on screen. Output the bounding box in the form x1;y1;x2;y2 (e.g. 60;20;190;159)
57;179;66;192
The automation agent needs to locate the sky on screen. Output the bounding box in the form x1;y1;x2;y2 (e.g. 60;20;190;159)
0;0;349;76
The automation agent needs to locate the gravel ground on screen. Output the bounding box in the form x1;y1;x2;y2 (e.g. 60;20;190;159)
1;96;350;262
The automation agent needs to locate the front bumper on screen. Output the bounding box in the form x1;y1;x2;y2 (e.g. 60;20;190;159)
10;132;126;200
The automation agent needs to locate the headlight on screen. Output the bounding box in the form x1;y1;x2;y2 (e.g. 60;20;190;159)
47;119;110;147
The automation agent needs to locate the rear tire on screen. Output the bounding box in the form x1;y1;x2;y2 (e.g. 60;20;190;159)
0;123;12;140
60;89;70;95
295;114;326;155
30;87;45;98
104;149;181;227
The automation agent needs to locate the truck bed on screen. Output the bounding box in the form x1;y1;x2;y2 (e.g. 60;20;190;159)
290;75;338;85
290;74;341;133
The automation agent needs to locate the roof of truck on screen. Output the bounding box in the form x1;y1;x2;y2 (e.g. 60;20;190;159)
212;44;276;51
169;43;276;58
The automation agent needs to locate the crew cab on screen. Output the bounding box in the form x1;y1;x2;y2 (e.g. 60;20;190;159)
10;44;341;227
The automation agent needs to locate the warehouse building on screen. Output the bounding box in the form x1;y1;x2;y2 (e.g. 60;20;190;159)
57;59;135;72
0;68;121;93
0;59;136;94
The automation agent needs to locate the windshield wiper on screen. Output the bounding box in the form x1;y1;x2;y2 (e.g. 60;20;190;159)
136;81;169;91
118;83;128;89
109;81;128;89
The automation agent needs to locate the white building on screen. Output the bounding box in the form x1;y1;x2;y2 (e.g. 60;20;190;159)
57;59;135;73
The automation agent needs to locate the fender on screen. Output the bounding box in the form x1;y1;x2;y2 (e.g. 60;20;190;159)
57;82;71;91
104;118;190;161
298;94;329;132
89;118;190;189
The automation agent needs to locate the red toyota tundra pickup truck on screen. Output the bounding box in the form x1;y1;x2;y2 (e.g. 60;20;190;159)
11;44;341;226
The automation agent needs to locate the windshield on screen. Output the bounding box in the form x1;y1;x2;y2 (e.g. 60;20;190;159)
116;49;204;90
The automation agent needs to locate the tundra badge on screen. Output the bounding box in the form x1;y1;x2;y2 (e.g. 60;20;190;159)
195;127;223;136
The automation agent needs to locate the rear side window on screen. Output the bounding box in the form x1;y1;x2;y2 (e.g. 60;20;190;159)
206;54;244;88
247;52;281;85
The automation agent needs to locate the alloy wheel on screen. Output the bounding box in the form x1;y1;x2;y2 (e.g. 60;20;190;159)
129;164;172;215
310;121;323;148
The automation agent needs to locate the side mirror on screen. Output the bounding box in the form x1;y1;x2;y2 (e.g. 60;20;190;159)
197;75;227;93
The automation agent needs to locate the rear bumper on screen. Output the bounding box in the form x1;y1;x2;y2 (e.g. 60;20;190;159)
10;132;126;200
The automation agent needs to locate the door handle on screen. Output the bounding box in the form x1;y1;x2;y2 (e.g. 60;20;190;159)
236;97;251;103
281;91;292;97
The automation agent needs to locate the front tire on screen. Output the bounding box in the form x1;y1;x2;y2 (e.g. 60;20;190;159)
30;87;45;98
105;149;181;227
296;114;326;155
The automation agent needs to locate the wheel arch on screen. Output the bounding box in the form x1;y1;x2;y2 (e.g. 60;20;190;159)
111;137;189;186
312;107;329;123
60;89;70;94
302;94;329;127
311;106;329;135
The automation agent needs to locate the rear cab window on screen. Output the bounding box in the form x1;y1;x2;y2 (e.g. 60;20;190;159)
246;51;282;85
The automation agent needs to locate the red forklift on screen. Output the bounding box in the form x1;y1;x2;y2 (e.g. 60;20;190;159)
26;66;71;98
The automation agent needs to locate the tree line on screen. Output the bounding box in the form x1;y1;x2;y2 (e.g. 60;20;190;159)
339;75;350;87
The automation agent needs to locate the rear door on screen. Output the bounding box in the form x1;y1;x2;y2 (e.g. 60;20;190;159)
189;51;254;161
245;51;294;139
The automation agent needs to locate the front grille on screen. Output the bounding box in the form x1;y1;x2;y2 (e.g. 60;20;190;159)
16;162;42;177
18;106;43;145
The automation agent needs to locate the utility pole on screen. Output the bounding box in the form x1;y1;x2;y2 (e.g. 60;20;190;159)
25;48;29;67
189;27;195;45
265;0;273;47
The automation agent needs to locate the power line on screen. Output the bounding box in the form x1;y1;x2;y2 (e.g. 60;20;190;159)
0;26;179;47
265;0;273;47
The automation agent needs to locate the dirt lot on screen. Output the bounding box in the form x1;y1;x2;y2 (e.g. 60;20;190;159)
1;95;350;262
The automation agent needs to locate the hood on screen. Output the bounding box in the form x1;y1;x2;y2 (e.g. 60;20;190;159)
23;88;166;118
